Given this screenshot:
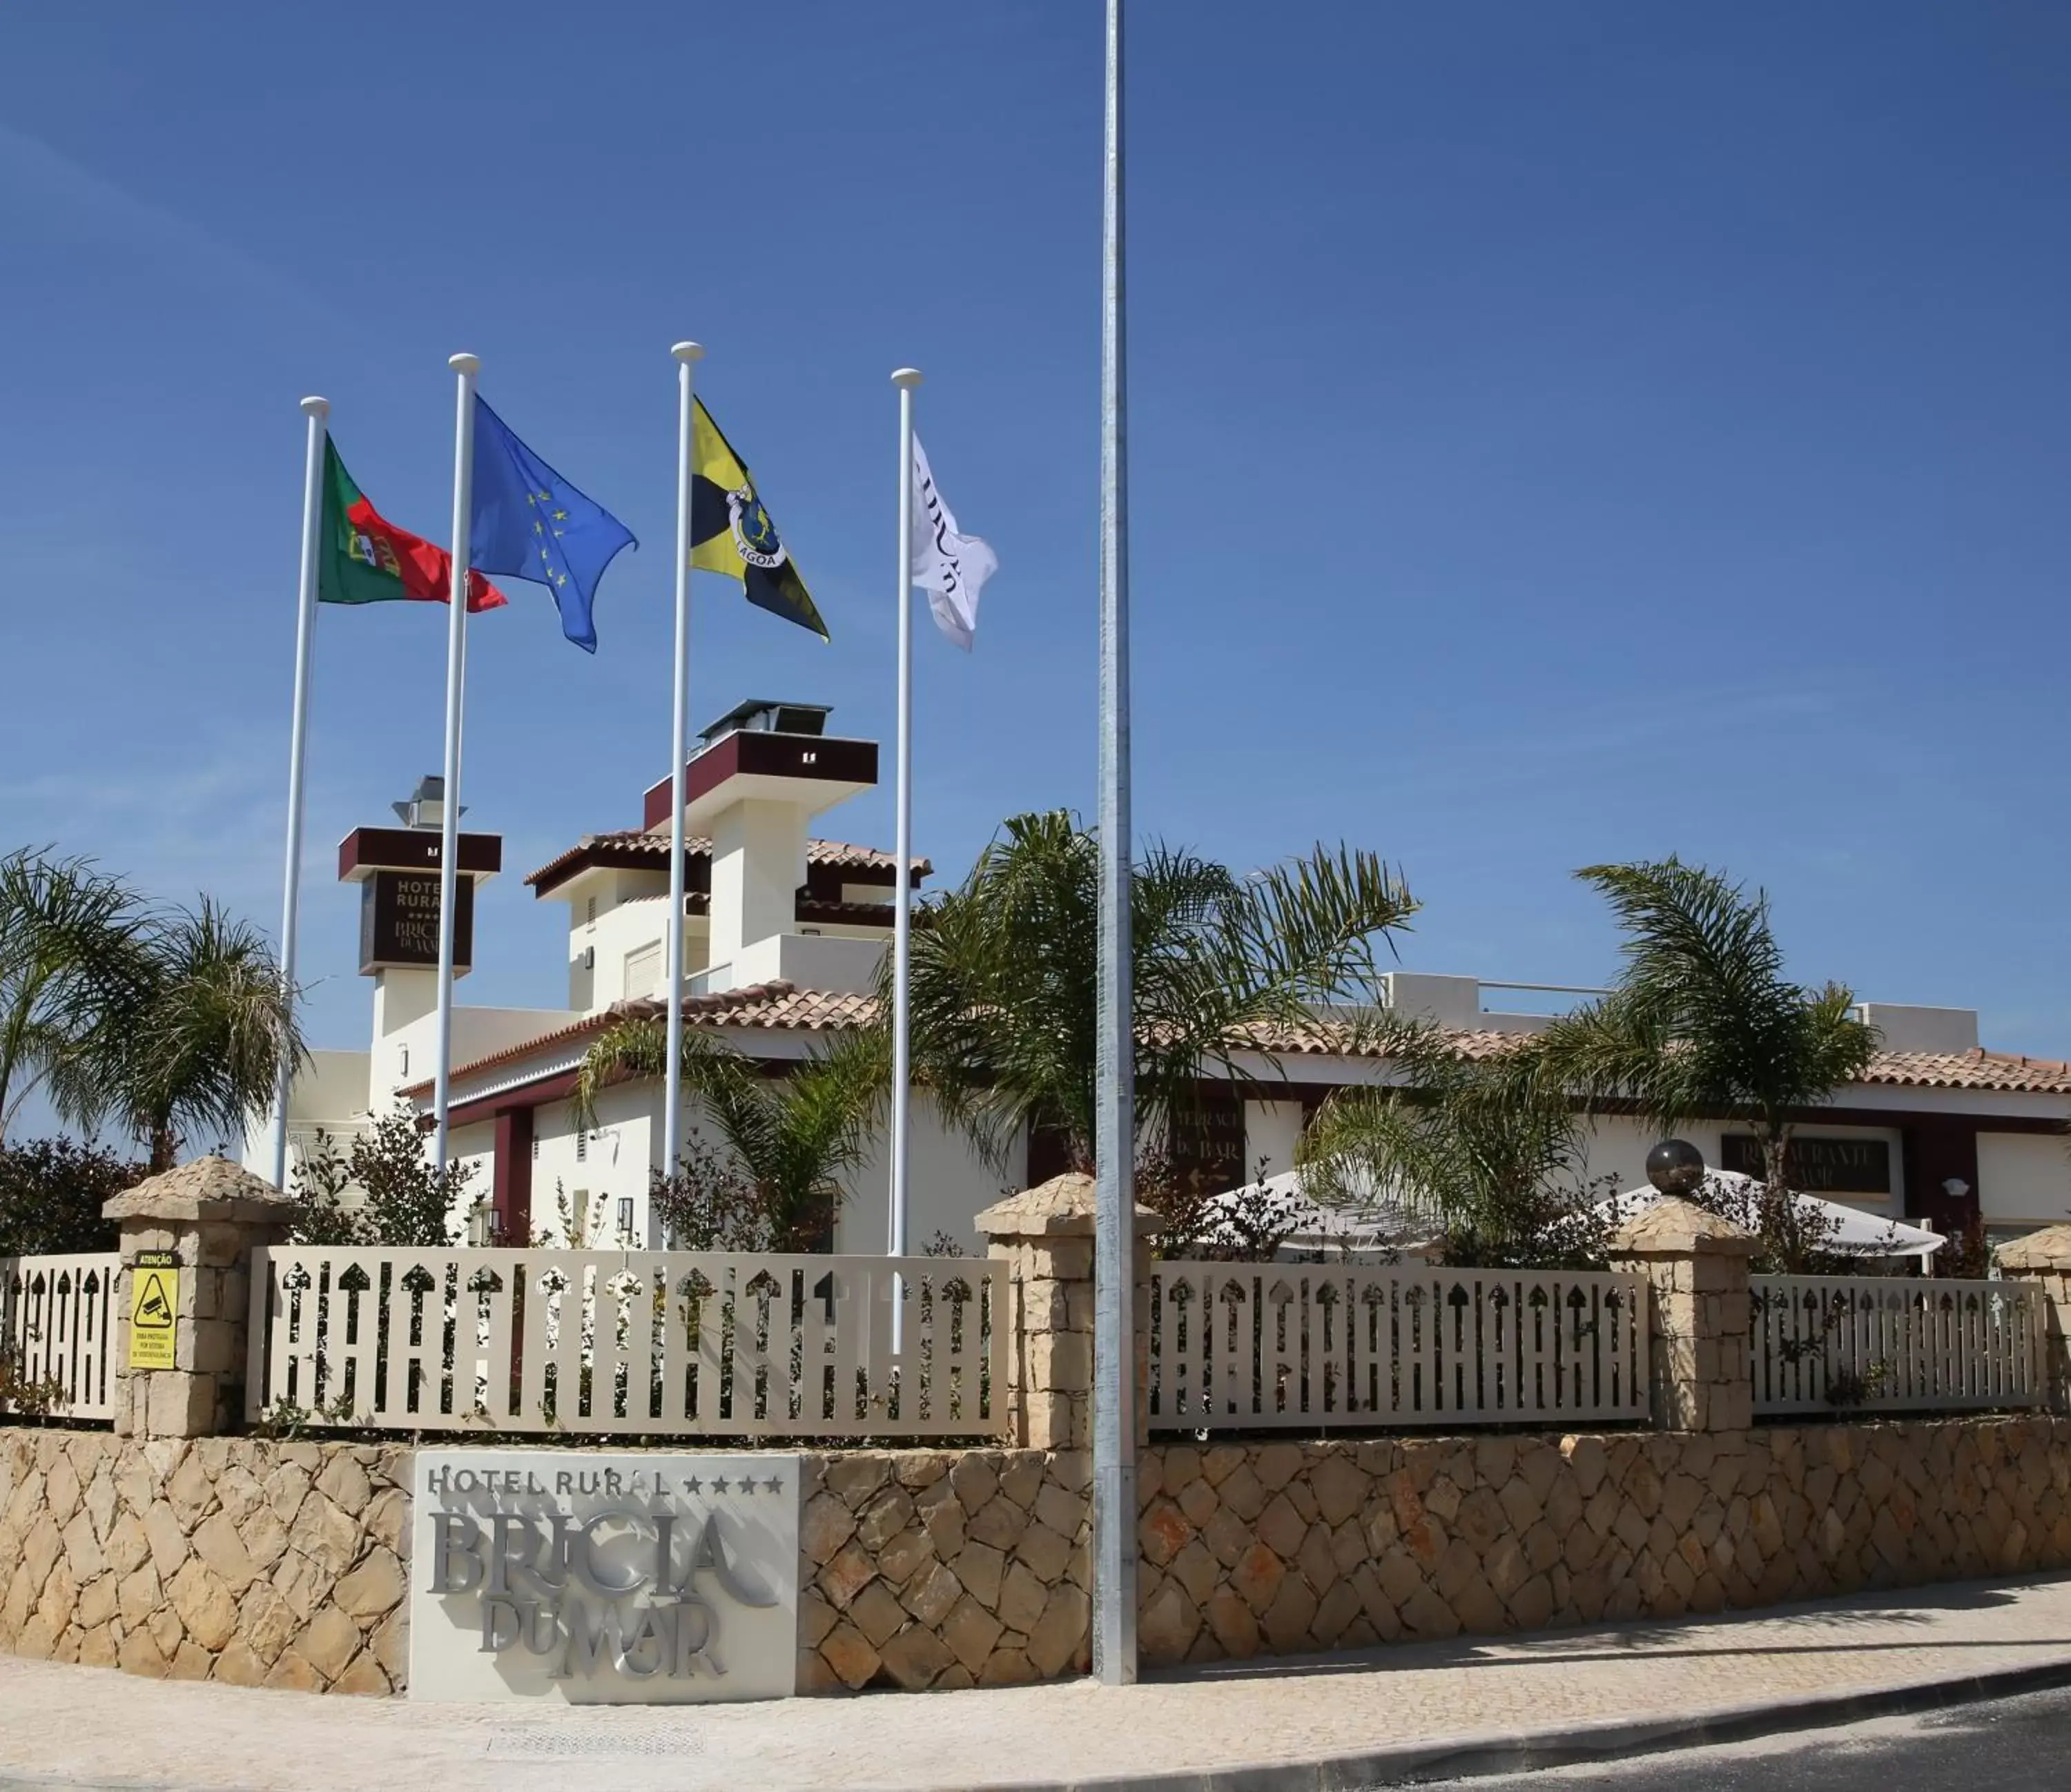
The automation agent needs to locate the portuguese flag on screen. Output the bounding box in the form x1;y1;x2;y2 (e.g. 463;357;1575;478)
318;438;506;612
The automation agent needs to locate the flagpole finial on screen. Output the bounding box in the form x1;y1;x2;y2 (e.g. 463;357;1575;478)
891;367;924;389
672;341;706;364
449;353;480;376
299;396;330;419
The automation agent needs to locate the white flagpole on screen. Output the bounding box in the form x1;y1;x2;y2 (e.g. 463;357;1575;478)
663;341;705;1194
1092;0;1138;1688
889;368;922;1350
264;394;330;1189
431;353;480;1171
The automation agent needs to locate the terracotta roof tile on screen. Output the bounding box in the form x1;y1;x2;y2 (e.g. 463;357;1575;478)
1232;1018;1526;1060
525;831;929;893
427;996;2071;1102
1244;1021;2071;1091
1855;1047;2071;1095
425;981;882;1093
612;983;879;1033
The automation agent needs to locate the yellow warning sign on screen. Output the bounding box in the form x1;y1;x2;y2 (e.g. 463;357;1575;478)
129;1265;178;1370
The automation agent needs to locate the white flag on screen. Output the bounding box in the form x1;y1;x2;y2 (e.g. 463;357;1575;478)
909;434;998;651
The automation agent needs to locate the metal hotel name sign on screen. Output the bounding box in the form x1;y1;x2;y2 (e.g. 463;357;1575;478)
410;1450;800;1703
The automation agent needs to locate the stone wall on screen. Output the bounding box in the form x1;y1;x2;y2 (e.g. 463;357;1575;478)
11;1171;2070;1699
796;1448;1091;1693
0;1430;407;1694
0;1429;1096;1701
1134;1418;2071;1668
10;1417;2071;1697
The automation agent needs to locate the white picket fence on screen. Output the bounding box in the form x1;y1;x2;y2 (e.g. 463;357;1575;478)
1148;1261;1650;1431
1750;1274;2045;1414
246;1247;1008;1439
0;1253;120;1422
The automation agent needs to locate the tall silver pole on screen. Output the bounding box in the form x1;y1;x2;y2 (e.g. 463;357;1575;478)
663;342;705;1189
265;394;330;1189
1092;0;1138;1687
431;353;480;1171
889;367;922;1353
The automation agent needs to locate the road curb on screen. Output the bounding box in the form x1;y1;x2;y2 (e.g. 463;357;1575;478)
989;1652;2071;1791
3;1642;2071;1791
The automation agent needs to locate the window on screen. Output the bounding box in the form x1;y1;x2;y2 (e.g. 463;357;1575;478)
617;1197;635;1243
585;897;597;928
576;1132;587;1163
623;942;661;1002
531;1137;540;1161
399;1045;409;1077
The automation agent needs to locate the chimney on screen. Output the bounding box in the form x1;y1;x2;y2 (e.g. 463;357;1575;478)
643;701;877;978
1858;1004;1980;1055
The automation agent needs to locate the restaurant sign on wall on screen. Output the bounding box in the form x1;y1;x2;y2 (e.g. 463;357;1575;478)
1720;1133;1892;1196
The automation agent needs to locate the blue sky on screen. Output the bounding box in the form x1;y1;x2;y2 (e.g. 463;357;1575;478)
4;0;2071;1111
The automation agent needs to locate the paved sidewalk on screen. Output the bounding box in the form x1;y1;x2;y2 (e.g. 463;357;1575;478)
3;1575;2071;1792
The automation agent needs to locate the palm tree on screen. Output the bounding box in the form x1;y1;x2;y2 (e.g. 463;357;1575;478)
1296;1014;1603;1267
57;897;304;1171
574;1021;887;1251
0;849;142;1140
1525;858;1878;1205
898;810;1415;1176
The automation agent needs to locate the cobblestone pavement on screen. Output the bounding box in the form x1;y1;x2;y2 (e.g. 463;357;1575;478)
2;1575;2070;1792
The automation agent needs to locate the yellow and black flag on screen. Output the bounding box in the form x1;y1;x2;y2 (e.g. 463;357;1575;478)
690;398;828;639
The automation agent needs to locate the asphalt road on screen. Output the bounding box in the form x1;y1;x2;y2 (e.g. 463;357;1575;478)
1429;1684;2071;1789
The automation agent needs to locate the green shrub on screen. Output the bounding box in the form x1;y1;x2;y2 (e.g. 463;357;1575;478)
0;1138;145;1256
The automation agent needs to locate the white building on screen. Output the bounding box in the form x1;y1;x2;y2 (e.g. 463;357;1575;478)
255;700;2071;1252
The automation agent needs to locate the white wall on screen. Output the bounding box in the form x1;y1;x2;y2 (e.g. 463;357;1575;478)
500;1085;995;1254
1243;1101;1305;1181
710;801;807;965
374;1004;584;1108
237;1049;372;1185
448;1119;496;1236
579;888;716;1011
715;932;884;998
300;1048;371;1119
552;866;702;1013
369;970;438;1080
371;980;577;1088
837;1095;1010;1257
1977;1133;2071;1232
442;1078;1001;1256
1860;1004;1980;1055
527;1087;657;1245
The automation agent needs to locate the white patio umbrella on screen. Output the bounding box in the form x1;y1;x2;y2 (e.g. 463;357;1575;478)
1197;1161;1433;1259
1597;1170;1944;1260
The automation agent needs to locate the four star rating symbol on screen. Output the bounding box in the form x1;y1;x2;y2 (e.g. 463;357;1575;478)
671;1470;784;1498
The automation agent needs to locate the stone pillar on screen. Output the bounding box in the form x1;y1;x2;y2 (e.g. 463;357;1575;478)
975;1172;1158;1453
1996;1224;2071;1410
102;1156;298;1439
1608;1196;1759;1433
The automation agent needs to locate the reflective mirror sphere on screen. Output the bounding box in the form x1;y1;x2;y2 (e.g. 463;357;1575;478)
1646;1138;1707;1196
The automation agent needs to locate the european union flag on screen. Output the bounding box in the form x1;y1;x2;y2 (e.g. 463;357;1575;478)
469;395;636;652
